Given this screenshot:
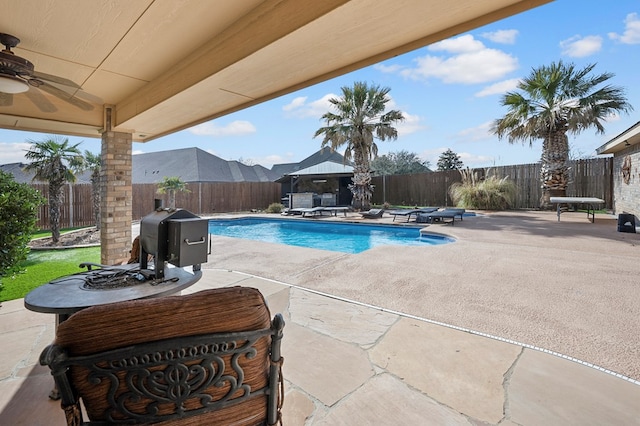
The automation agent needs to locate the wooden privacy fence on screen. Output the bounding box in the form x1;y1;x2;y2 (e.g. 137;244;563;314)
33;182;281;230
31;158;612;229
371;158;613;209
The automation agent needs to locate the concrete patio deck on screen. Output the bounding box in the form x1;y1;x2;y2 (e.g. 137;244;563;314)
1;210;639;424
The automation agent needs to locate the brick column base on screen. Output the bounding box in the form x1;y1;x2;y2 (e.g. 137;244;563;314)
100;131;132;265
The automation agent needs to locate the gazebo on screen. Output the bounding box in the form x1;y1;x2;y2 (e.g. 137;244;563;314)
0;0;551;264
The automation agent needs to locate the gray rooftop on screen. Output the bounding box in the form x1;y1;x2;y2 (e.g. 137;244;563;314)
132;147;280;183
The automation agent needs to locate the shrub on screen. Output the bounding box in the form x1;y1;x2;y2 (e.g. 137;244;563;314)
0;171;45;281
266;203;284;213
449;168;516;210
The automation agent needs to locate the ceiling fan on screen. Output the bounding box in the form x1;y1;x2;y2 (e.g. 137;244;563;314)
0;32;94;112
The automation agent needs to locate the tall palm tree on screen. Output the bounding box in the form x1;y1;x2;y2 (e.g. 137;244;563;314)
81;150;102;230
492;61;632;207
314;81;404;210
24;136;83;243
157;176;189;209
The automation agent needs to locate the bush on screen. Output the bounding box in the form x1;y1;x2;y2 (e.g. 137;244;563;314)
0;171;45;280
266;203;284;213
449;168;516;210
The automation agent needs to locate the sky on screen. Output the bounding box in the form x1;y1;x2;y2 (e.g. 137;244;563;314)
1;1;640;170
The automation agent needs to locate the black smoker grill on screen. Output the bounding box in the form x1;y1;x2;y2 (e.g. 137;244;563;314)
139;208;209;279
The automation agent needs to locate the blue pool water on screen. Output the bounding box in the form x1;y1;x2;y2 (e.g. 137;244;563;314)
208;218;454;254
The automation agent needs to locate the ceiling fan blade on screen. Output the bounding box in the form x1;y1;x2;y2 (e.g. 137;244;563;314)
25;87;57;113
31;71;82;89
38;83;94;111
0;92;13;107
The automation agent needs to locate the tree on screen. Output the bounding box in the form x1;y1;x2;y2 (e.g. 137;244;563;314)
437;149;464;171
0;171;45;280
23;136;83;243
80;150;102;230
314;81;404;210
492;61;632;207
157;176;190;209
371;150;430;176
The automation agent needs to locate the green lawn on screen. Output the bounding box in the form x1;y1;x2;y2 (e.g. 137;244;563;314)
0;247;100;302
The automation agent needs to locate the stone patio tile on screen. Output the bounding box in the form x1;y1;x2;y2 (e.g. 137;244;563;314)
234;276;289;298
289;288;398;346
317;373;471;425
265;287;290;322
508;348;640;425
182;268;250;293
282;323;373;406
282;387;316;425
0;298;30;314
0;327;45;380
0;305;50;334
0;374;64;425
369;317;521;424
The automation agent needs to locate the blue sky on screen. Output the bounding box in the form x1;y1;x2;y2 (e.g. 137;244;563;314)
1;1;639;169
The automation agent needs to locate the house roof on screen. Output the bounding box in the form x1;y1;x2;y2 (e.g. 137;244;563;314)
596;121;640;155
132;147;281;183
271;148;348;177
274;160;354;183
0;162;92;184
1;147;280;184
0;1;550;143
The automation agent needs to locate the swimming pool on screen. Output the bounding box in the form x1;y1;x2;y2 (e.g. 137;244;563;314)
208;217;454;254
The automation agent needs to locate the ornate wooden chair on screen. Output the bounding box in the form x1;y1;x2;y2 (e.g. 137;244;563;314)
40;287;285;425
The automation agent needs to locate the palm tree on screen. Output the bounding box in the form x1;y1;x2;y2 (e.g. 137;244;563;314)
157;176;189;209
81;151;102;230
314;81;404;210
492;61;632;207
23;136;83;243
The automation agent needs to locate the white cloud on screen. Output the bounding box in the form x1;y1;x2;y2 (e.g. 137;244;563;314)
188;120;256;137
419;147;492;168
282;96;307;111
560;35;603;57
609;12;640;44
428;34;486;53
603;112;622;123
396;112;426;136
481;29;519;44
252;153;295;168
374;64;403;74
282;93;335;118
455;121;495;142
0;142;32;164
398;35;517;84
458;152;495;167
475;78;520;97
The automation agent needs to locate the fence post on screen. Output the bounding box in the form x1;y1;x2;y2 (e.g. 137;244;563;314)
68;183;74;228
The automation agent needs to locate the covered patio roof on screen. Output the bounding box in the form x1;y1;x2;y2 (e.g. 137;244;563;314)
0;0;550;142
596;120;640;155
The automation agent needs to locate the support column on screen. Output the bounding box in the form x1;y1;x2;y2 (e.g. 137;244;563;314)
100;131;132;265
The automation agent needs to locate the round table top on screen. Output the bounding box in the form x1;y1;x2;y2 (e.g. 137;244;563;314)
24;264;202;315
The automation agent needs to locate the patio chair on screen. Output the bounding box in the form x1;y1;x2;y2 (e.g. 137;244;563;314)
416;208;465;225
359;208;385;219
40;287;285;425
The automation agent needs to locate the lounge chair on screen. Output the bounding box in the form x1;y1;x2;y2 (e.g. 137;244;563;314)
416;208;465;225
388;207;439;222
359;208;384;219
322;206;350;217
299;207;326;217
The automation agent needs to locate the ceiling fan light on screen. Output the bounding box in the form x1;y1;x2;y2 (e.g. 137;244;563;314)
0;74;29;93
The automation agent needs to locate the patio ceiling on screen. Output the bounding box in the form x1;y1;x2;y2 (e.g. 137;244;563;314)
0;0;550;143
